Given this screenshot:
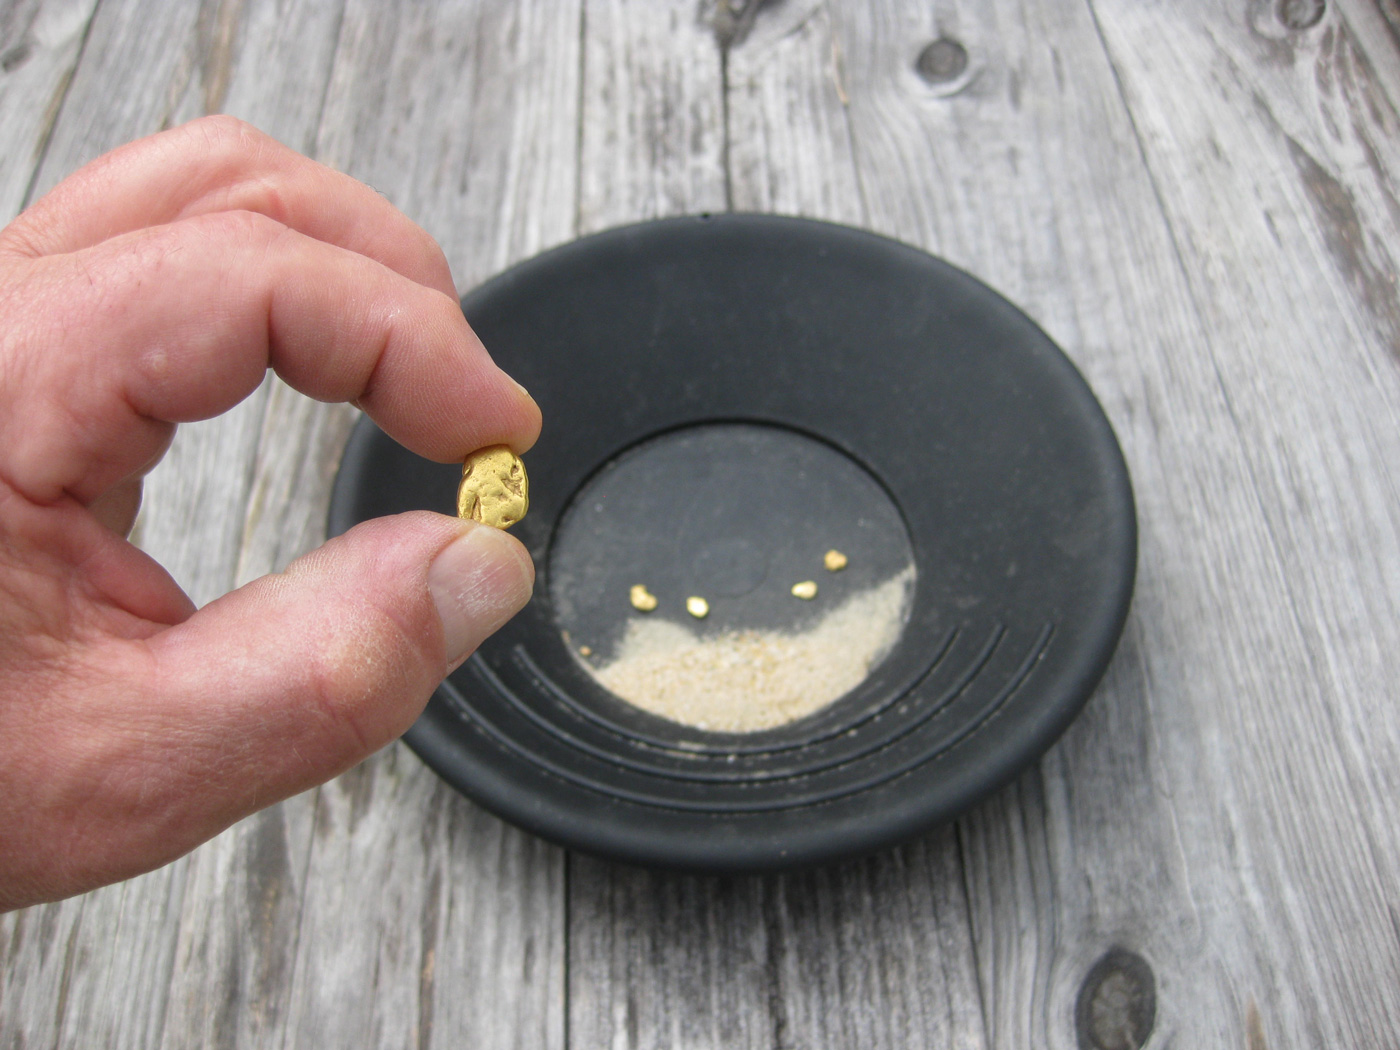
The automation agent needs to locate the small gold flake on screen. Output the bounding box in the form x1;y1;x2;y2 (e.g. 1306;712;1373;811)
579;645;593;657
457;446;528;529
686;596;710;619
823;549;848;572
630;584;659;612
791;580;818;600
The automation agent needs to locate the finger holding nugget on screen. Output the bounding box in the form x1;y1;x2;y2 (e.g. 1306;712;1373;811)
0;214;539;512
0;119;539;910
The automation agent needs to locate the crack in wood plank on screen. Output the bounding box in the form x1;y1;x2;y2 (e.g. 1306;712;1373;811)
1283;120;1400;356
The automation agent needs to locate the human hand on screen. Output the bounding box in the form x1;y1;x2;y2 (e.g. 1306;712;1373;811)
0;117;541;912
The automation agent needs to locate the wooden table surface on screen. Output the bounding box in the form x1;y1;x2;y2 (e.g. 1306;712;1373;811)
3;1;1399;1047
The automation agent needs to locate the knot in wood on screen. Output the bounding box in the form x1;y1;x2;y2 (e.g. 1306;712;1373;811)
916;38;969;85
1074;948;1156;1050
709;0;767;50
0;42;32;73
1276;0;1325;30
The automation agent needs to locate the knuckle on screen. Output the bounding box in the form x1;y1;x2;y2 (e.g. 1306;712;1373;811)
409;229;456;294
0;217;46;259
187;207;288;250
238;173;293;228
176;116;286;190
418;282;464;325
183;113;266;154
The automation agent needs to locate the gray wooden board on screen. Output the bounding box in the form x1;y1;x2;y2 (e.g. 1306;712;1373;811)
1;0;1398;1047
265;4;576;1048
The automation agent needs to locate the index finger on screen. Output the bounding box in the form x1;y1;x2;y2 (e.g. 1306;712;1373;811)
0;116;459;300
2;213;541;507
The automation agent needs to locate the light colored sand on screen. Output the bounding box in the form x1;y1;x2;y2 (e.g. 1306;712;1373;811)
589;567;915;732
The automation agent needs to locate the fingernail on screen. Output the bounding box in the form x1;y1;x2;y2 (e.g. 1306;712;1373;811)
509;373;543;418
428;524;534;668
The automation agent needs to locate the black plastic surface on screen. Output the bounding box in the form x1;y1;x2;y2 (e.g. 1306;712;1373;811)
328;214;1137;873
549;422;916;670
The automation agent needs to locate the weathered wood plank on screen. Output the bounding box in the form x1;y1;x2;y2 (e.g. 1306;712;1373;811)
123;4;355;1048
799;0;1400;1046
0;0;98;221
0;873;191;1049
725;0;865;224
676;0;1400;1047
1081;3;1400;1044
266;3;578;1048
139;11;350;1045
576;0;727;234
729;4;992;1048
4;0;1400;1047
564;5;836;1049
799;5;1253;1042
565;798;994;1045
4;1;574;1048
566;4;991;1049
0;0;346;1044
1330;0;1400;117
315;0;582;289
568;864;780;1050
572;833;989;1050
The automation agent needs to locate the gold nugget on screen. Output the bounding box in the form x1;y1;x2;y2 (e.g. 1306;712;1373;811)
630;584;659;612
457;445;528;529
791;580;818;600
824;550;848;571
686;596;710;619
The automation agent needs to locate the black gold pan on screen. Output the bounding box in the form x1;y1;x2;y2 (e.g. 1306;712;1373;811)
328;214;1137;874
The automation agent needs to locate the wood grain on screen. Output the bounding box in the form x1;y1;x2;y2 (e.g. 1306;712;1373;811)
565;7;755;1045
812;1;1400;1047
1084;4;1400;1044
567;5;990;1050
570;837;988;1050
0;0;97;220
577;0;726;233
1;1;575;1048
572;0;1400;1047
2;0;1400;1046
259;4;580;1048
0;0;345;1045
805;2;1259;1043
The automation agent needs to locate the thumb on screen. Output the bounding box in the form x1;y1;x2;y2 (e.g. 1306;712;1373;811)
143;511;532;833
